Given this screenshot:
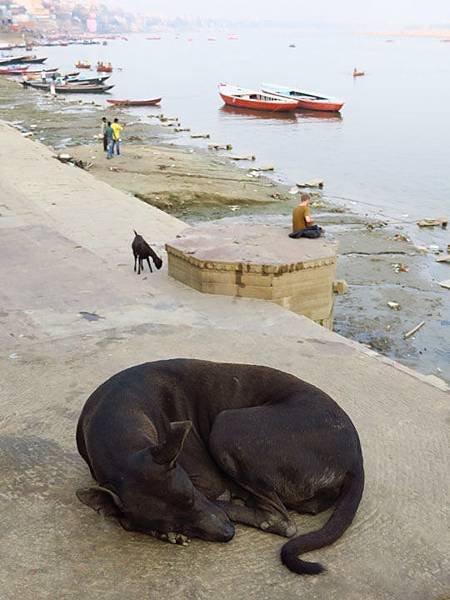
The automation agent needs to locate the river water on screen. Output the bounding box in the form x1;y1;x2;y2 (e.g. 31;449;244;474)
36;31;450;381
43;30;450;230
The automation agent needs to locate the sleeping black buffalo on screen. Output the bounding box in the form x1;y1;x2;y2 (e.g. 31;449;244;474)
76;359;364;575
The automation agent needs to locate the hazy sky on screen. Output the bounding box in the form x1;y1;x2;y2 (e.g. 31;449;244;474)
118;0;450;27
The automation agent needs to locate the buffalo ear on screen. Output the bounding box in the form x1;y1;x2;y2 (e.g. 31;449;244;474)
76;486;124;518
151;420;192;467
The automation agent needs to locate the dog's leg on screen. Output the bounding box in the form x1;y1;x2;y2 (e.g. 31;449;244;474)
214;499;296;538
134;254;137;272
137;257;142;275
146;258;153;273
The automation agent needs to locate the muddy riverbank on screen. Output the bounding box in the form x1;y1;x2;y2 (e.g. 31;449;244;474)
0;76;448;382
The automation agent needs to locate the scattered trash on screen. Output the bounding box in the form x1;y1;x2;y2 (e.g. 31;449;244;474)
79;311;105;322
393;233;410;242
403;321;425;339
366;222;387;230
230;155;256;161
249;165;274;172
22;132;33;138
438;280;450;290
333;280;348;295
417;217;448;229
55;153;72;163
428;245;440;254
288;187;298;195
387;301;401;310
208;143;233;150
296;179;324;189
190;133;210;139
416;246;428;254
9;352;19;360
174;127;190;133
436;255;450;263
392;263;409;273
229;205;240;212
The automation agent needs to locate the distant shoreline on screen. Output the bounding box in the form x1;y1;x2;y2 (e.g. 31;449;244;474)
363;29;450;39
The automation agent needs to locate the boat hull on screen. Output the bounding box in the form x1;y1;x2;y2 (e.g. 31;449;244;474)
262;83;345;112
106;98;161;106
23;81;114;93
219;92;298;112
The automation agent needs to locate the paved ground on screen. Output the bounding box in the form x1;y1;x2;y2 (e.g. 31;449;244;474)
0;123;449;600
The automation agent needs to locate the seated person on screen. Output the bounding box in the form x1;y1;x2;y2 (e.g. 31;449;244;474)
290;194;322;239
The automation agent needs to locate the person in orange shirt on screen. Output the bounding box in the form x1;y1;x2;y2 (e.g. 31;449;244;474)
290;194;323;239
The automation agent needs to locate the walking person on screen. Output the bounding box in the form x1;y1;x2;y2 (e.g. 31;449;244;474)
111;117;123;156
105;121;114;159
101;117;108;152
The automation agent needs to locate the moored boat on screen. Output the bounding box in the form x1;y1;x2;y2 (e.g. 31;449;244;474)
106;98;161;107
261;83;345;112
218;83;299;112
22;81;114;93
75;61;91;69
96;61;112;72
0;66;29;75
20;55;47;64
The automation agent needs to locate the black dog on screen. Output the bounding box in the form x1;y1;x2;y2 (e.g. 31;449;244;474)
76;359;364;575
132;230;163;275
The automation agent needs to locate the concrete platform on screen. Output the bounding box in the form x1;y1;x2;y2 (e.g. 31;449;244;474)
167;223;337;327
0;122;449;600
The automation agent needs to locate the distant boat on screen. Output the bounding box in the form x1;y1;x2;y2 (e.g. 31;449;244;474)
289;44;296;48
147;36;161;40
75;61;91;69
0;66;29;75
20;55;47;64
218;83;299;112
261;83;345;112
227;35;239;40
106;98;162;107
353;69;365;77
22;81;114;93
96;62;112;72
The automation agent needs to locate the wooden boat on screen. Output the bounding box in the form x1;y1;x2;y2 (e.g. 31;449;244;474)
218;83;299;112
65;74;110;84
106;97;161;107
261;83;345;112
75;61;91;69
0;66;29;75
0;55;28;66
20;56;47;64
22;81;114;93
96;62;112;73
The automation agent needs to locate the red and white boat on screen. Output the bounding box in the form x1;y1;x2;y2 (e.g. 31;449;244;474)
106;98;161;107
218;83;299;112
0;66;29;75
261;83;345;112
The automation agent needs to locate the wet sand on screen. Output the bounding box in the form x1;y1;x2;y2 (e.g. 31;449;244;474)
0;76;448;382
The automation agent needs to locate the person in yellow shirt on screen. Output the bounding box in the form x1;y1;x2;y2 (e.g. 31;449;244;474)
290;194;323;239
111;118;124;156
292;194;313;232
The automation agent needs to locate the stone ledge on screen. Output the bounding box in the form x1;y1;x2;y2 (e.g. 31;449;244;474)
166;223;337;328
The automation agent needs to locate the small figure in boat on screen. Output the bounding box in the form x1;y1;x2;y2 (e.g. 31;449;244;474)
353;68;365;77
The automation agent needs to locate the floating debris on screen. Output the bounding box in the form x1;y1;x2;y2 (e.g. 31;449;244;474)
190;133;210;139
393;233;410;242
297;179;324;189
438;280;450;290
387;301;401;310
174;127;190;133
403;321;425;339
208;143;233;150
436;255;450;263
392;263;409;273
230;155;256;161
249;165;274;172
417;217;448;228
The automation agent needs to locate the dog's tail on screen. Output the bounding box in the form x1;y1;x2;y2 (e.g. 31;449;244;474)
281;459;364;575
149;247;163;270
133;229;139;237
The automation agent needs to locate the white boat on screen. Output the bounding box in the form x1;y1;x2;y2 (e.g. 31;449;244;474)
262;83;345;112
